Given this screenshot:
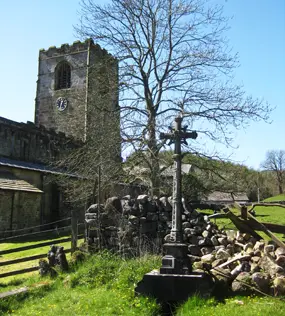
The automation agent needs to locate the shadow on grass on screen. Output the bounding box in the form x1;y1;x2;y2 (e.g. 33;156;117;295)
157;274;234;316
0;278;25;289
159;294;226;316
0;278;55;315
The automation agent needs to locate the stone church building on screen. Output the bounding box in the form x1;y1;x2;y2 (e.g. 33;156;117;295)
0;39;120;235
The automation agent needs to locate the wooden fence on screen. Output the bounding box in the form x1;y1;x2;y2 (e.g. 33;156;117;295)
209;202;285;249
0;211;84;279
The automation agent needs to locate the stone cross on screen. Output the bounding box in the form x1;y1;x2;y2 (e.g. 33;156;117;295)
160;115;197;242
136;119;213;295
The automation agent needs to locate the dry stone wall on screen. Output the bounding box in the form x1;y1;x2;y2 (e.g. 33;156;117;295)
86;195;167;256
85;195;224;256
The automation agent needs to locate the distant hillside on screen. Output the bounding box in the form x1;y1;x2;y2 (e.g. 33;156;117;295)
263;194;285;202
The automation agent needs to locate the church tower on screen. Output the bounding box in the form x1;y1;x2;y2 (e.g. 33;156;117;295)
34;39;119;142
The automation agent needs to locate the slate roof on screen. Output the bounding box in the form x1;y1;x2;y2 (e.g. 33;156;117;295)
205;191;249;203
125;164;192;177
0;157;78;177
161;164;192;177
0;171;42;193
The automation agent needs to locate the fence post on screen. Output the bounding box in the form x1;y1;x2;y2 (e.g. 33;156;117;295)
241;205;248;220
71;210;78;254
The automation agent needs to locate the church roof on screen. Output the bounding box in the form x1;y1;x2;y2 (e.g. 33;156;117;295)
204;191;249;203
0;171;42;193
125;163;192;177
0;157;78;177
161;164;192;177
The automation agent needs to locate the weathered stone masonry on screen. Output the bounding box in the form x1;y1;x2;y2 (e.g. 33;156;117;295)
0;39;120;234
35;39;119;143
0;116;79;235
86;195;190;255
0;116;76;163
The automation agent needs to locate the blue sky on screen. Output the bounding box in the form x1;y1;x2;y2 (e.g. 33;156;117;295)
0;0;284;170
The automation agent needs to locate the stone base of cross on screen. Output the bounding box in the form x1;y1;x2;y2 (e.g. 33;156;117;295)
160;243;191;274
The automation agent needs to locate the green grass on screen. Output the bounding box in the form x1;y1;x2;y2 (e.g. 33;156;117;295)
2;207;285;315
201;208;239;231
0;252;161;316
0;234;83;285
176;295;285;316
2;252;285;316
252;206;285;225
201;204;285;240
263;194;285;202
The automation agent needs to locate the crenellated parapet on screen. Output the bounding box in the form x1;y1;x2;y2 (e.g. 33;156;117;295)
39;38;113;59
0;116;81;164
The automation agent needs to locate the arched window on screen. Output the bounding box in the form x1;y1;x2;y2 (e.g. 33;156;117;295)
55;62;71;90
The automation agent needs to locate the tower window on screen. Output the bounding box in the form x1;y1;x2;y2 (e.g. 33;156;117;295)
55;62;71;90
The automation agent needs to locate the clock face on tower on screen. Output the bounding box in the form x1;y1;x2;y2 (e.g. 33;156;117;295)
56;97;68;111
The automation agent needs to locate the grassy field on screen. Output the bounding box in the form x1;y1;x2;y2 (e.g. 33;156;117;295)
1;203;285;315
201;203;285;240
176;295;285;316
0;252;161;316
1;252;285;316
0;232;84;286
263;194;285;202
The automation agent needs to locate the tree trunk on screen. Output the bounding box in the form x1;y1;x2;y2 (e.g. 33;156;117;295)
278;183;283;194
148;112;160;197
149;156;160;197
277;171;283;194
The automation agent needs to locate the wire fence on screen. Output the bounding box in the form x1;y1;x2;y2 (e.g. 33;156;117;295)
0;211;86;280
0;225;71;242
0;217;72;235
0;220;85;243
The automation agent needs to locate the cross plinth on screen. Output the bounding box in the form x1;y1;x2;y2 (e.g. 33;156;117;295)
159;116;197;274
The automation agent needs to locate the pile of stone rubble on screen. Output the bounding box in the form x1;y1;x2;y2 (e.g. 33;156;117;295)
172;204;285;296
85;195;285;296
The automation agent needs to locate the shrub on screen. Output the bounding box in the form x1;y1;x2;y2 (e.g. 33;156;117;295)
70;250;87;265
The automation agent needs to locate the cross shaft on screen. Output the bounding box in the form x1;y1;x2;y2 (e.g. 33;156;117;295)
160;116;197;243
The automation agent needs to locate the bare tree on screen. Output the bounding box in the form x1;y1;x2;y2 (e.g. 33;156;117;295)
76;0;271;195
54;124;123;207
261;150;285;194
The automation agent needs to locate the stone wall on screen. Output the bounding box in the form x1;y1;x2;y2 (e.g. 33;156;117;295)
84;195;269;258
0;190;41;236
0;191;13;233
85;195;242;258
41;174;75;225
11;191;41;231
85;195;201;256
0;166;75;236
